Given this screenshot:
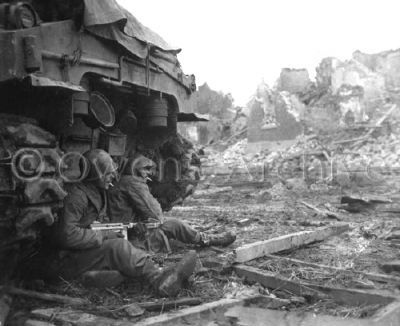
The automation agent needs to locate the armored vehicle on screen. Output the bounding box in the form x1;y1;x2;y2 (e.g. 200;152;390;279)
0;0;201;281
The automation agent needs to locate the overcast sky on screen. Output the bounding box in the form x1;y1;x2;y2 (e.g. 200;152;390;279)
117;0;399;106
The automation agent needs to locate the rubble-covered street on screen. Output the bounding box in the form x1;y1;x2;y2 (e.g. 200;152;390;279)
7;128;400;324
2;1;400;325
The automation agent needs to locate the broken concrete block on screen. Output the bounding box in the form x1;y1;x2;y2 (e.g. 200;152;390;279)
124;303;145;317
380;261;400;274
256;190;272;203
285;178;308;192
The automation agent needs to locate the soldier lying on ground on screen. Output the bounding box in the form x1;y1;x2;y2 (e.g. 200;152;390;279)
107;154;236;252
43;149;197;297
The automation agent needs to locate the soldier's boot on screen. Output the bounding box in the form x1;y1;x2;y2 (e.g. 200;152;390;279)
144;250;197;297
200;231;236;247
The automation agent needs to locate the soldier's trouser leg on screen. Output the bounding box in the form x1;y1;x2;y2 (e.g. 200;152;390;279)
58;239;156;279
160;218;201;244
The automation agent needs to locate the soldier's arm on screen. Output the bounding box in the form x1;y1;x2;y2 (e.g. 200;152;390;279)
127;183;163;222
58;190;104;249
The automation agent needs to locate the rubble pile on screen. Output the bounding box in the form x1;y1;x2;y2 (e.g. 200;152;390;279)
204;48;400;188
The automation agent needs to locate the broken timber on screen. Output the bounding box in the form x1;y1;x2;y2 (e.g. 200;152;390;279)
1;286;89;306
234;223;350;263
234;265;329;299
300;201;343;220
136;296;288;326
32;308;135;326
31;294;400;326
264;254;400;284
234;265;397;306
32;298;249;326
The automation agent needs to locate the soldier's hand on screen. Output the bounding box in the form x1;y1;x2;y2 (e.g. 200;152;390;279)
103;231;125;240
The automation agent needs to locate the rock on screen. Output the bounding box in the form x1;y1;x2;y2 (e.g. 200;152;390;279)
285;178;308;192
289;296;307;305
380;261;400;273
256;190;272;203
124;303;145;317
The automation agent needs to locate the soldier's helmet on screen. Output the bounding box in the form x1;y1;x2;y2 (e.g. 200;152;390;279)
123;154;155;176
83;149;117;181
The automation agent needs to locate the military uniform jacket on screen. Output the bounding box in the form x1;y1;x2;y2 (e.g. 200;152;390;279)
108;175;163;223
53;182;108;250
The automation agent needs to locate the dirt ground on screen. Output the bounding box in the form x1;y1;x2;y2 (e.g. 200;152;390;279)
7;162;400;324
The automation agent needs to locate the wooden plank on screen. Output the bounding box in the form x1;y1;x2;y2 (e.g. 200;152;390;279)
33;299;246;326
234;265;396;306
2;287;89;306
300;201;343;220
373;301;400;324
138;297;202;311
25;320;56;326
32;308;135;326
136;297;244;326
136;296;288;326
234;265;329;299
264;254;400;284
224;305;372;326
234;223;350;263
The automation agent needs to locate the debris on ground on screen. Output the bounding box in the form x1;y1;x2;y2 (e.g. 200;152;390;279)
5;47;400;325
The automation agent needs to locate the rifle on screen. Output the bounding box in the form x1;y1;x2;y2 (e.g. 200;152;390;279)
90;222;162;241
90;222;136;240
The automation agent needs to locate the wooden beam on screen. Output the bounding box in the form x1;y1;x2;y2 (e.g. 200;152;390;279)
32;308;135;326
33;299;246;326
234;223;350;263
138;297;202;311
300;201;343;220
373;301;400;324
224;304;371;326
234;265;329;299
264;254;400;285
234;265;396;306
2;287;89;306
136;296;288;326
25;320;55;326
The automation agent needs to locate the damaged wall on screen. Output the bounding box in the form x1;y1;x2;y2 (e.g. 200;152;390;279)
353;49;400;90
277;68;311;94
247;85;303;152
